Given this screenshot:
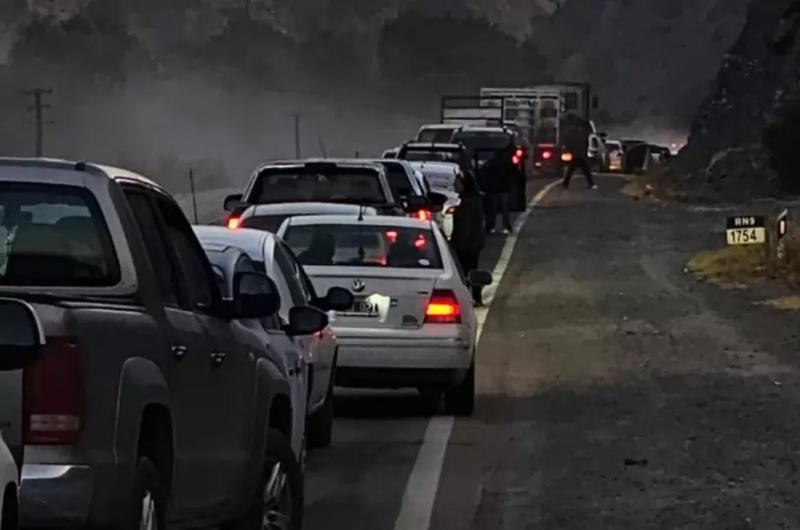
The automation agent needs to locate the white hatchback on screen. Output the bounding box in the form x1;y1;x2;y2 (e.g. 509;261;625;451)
278;215;491;415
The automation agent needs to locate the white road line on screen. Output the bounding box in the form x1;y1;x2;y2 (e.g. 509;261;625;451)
392;179;561;530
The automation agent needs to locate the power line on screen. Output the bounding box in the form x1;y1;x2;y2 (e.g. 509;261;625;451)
23;88;54;157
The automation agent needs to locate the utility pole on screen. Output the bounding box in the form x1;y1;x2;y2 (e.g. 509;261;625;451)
188;168;199;224
24;88;54;157
293;114;301;158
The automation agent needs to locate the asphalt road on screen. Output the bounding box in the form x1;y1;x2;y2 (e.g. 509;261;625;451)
304;175;800;529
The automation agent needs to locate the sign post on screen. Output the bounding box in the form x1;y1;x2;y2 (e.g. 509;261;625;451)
776;209;789;261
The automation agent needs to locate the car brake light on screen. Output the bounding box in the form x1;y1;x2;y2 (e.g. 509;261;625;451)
425;289;461;324
512;154;521;165
24;337;83;445
414;234;428;248
227;216;241;229
541;150;553;161
416;209;432;221
561;151;574;162
444;205;457;215
515;148;524;158
385;230;398;243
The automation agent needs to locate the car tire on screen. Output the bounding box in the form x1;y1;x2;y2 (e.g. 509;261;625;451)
2;484;18;530
229;429;304;530
123;457;166;530
445;362;475;417
307;380;334;449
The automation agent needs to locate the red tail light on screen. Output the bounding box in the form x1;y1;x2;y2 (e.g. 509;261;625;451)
515;148;524;159
415;209;432;221
24;337;83;445
385;230;398;243
227;216;241;229
541;150;553;161
425;289;461;324
444;205;457;215
512;154;521;165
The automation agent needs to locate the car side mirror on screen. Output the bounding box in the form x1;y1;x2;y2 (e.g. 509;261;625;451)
468;270;493;287
224;194;243;212
0;298;45;371
232;272;281;319
321;286;354;312
404;195;431;212
286;306;329;337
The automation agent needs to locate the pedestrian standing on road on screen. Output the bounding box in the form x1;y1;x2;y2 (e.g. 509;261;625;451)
483;146;514;234
451;174;486;306
561;115;598;190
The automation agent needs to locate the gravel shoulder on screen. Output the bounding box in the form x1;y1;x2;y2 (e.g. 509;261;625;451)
433;179;800;530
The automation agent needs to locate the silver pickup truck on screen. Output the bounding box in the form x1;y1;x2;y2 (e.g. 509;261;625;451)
0;159;327;530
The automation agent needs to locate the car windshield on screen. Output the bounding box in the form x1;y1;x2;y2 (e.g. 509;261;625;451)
249;168;387;205
0;183;119;287
283;224;442;269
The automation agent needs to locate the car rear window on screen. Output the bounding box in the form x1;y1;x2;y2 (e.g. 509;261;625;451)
452;132;513;152
417;129;455;143
248;167;387;205
0;183;120;286
240;214;287;233
284;224;442;269
378;162;416;198
402;149;463;167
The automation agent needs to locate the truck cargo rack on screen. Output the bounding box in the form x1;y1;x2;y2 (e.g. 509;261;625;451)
440;96;506;127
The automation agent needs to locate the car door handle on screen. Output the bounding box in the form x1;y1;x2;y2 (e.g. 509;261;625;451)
172;345;188;360
210;351;227;367
289;361;303;376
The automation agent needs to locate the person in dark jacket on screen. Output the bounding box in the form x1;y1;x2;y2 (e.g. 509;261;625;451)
561;114;597;190
450;174;486;305
482;145;515;234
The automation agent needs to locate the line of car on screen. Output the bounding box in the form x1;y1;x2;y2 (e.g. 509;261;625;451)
0;150;494;530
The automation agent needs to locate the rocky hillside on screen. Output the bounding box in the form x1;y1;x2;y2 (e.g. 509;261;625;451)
673;0;800;201
533;0;748;143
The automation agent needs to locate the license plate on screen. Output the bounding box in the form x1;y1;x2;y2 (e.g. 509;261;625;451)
726;227;765;245
351;297;380;317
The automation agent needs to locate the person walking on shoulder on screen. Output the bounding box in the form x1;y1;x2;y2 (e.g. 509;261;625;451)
561;114;598;190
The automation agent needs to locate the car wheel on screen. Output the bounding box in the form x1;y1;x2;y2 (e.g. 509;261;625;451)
445;362;475;417
124;457;166;530
307;380;334;449
231;429;304;530
2;484;18;530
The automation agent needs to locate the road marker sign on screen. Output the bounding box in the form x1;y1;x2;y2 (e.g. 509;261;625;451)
726;215;765;246
777;209;789;239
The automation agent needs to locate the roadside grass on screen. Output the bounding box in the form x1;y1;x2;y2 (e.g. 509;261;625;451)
687;227;800;309
686;245;765;289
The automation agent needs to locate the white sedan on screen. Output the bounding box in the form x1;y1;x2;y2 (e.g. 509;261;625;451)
194;226;353;447
278;215;491;415
1;433;17;530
